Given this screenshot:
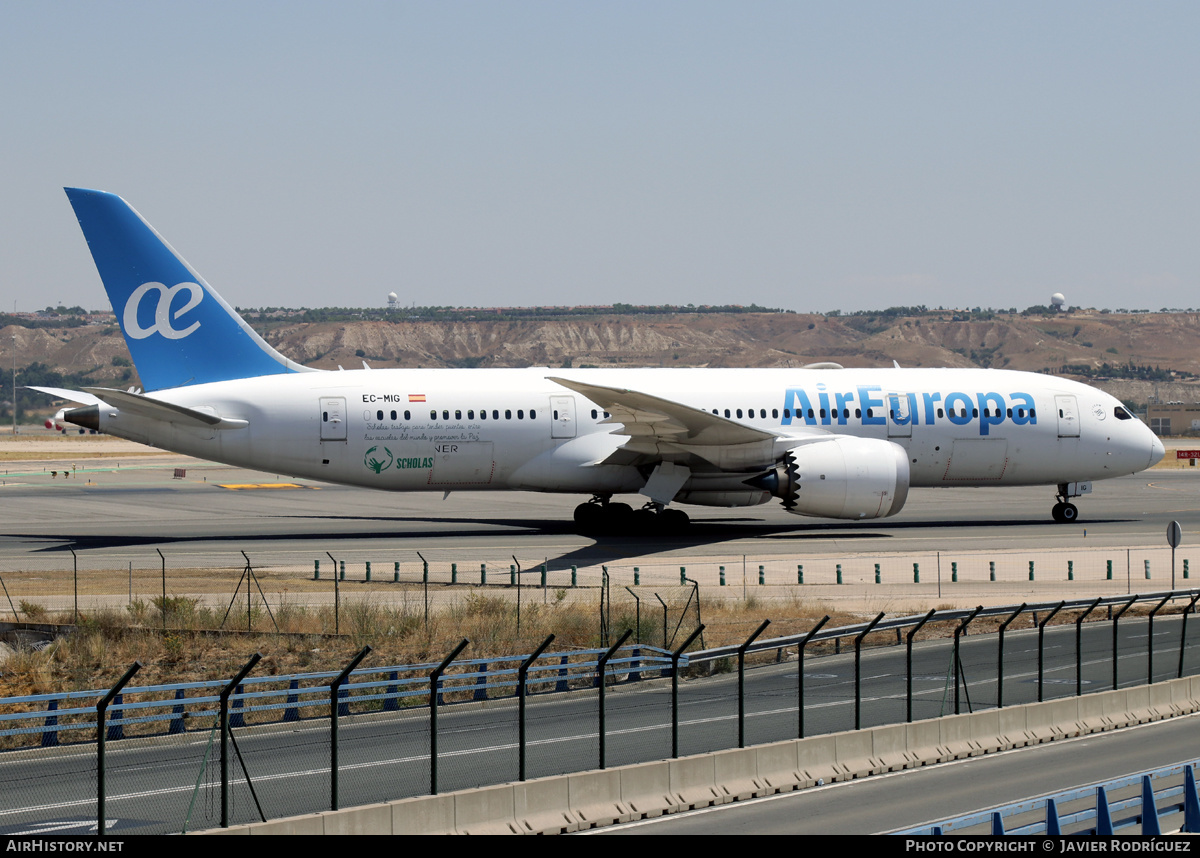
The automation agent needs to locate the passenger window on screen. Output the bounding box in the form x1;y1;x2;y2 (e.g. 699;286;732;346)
430;410;437;420
772;409;778;418
404;410;411;420
808;409;815;419
390;410;397;420
455;410;462;420
724;409;731;418
468;410;474;420
505;410;512;419
480;410;487;420
783;408;791;419
855;408;861;418
493;410;499;420
517;409;524;419
530;410;536;419
591;409;598;419
443;410;449;420
736;409;743;418
376;410;383;420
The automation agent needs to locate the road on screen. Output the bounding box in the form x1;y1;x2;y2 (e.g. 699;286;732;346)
0;613;1195;835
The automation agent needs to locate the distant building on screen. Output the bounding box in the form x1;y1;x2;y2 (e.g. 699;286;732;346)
1144;403;1200;436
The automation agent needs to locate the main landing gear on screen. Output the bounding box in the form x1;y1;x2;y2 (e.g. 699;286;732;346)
1051;482;1084;523
573;496;690;536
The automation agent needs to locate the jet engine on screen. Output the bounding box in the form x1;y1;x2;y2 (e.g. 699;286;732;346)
747;436;910;519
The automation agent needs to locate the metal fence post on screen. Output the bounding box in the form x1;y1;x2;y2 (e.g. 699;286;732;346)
220;653;262;828
671;626;705;758
330;646;372;811
1148;594;1172;685
1113;596;1137;690
1179;592;1200;679
798;616;829;738
1037;602;1065;702
737;620;771;748
997;604;1025;708
97;661;141;837
907;610;937;722
598;629;632;767
953;607;982;714
1075;598;1101;696
854;613;885;729
519;635;555;781
430;639;469;795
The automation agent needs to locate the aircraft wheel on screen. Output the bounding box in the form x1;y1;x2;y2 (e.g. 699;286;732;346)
605;502;634;535
1060;502;1079;523
631;508;657;534
661;508;690;533
574;502;603;528
1051;502;1065;523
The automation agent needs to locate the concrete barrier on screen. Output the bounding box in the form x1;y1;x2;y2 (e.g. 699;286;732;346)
905;718;950;763
712;747;765;800
618;759;678;818
454;782;518;835
753;739;805;792
568;769;633;830
199;673;1200;836
869;723;913;772
669;754;725;809
513;777;577;834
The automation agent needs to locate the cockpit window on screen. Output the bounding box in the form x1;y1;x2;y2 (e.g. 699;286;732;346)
1113;406;1132;420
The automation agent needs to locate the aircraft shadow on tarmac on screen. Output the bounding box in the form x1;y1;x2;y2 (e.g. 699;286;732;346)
10;514;1136;571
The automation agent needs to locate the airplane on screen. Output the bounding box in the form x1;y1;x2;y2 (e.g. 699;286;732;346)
34;188;1166;534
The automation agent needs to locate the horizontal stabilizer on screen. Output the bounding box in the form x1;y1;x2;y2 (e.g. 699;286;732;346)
81;387;247;430
26;386;107;406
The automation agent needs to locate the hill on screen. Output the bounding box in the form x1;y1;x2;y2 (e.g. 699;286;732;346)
5;309;1200;419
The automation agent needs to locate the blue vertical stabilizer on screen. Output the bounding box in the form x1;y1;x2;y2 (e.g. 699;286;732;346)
64;188;311;391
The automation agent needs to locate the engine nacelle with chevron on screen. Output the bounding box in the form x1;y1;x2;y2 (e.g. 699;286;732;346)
749;436;911;520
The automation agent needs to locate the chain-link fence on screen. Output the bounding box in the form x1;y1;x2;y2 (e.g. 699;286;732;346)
3;590;1200;835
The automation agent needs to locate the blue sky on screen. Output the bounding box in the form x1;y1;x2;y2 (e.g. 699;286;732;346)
2;1;1196;314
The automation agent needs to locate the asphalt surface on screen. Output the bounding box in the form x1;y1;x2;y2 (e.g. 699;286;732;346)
1;614;1195;835
2;449;1199;834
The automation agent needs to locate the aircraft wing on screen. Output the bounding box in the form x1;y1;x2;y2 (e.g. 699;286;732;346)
547;376;823;471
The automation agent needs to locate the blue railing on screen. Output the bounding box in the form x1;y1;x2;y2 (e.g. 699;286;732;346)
895;761;1200;835
0;646;674;747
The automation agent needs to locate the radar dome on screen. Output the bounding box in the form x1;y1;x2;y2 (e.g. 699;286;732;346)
1050;293;1066;310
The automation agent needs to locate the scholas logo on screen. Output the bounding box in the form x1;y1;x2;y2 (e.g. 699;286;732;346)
123;282;203;340
780;385;1037;437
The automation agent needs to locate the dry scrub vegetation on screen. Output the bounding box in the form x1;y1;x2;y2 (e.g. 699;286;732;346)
0;591;870;698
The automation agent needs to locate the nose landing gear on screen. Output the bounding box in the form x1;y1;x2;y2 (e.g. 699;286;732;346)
1051;482;1089;523
1051;501;1079;523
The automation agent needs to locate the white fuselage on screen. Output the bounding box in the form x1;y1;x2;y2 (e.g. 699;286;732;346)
87;366;1163;506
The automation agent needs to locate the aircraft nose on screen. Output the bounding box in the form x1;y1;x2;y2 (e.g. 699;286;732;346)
1149;432;1165;468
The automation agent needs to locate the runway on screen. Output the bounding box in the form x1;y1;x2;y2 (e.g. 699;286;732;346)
0;442;1198;612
